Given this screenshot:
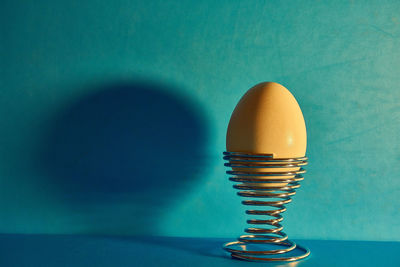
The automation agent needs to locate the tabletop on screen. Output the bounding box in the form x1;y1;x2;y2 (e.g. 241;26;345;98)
0;234;398;267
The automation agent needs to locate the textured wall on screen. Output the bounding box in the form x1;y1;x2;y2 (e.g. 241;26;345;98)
1;0;400;241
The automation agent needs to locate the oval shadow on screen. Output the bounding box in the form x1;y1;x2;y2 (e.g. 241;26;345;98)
38;80;209;235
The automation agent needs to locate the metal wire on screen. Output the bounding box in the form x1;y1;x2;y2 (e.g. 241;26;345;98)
223;151;310;262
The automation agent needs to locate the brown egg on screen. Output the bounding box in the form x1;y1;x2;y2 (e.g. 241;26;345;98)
226;82;306;157
226;82;307;187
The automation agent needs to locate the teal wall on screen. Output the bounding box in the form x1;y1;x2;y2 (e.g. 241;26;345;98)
1;0;400;241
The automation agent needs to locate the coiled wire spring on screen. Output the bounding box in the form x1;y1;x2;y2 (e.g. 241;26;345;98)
223;151;310;262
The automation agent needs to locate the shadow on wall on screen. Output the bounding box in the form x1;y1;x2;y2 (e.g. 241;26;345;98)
38;80;209;235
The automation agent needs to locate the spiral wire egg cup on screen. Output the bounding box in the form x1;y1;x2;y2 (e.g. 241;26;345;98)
223;151;310;262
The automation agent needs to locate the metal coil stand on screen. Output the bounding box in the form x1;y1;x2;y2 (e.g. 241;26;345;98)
223;151;310;262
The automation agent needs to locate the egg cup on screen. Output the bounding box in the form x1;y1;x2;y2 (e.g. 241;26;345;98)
223;151;310;262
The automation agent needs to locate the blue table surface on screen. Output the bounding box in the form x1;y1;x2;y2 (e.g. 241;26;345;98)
0;234;398;267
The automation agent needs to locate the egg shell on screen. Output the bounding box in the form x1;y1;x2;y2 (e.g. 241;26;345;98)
226;82;306;157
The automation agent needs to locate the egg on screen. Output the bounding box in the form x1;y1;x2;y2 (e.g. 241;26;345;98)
226;82;306;157
226;82;307;187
